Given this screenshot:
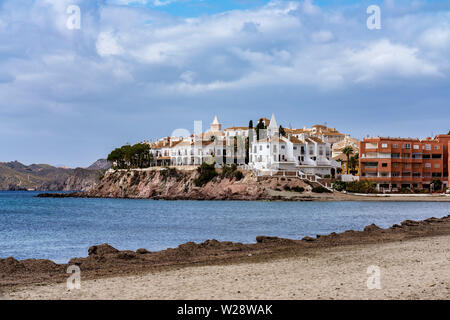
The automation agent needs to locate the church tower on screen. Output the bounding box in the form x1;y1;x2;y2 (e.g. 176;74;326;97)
267;114;278;137
210;115;222;132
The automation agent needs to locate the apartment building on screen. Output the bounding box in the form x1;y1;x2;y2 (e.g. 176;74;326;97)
360;135;450;191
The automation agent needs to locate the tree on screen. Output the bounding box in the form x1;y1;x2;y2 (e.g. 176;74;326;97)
279;125;286;137
349;153;359;175
107;142;152;169
448;130;450;135
431;179;443;192
341;146;354;174
255;119;266;140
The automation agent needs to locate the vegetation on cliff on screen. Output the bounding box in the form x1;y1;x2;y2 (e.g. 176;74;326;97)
107;143;152;169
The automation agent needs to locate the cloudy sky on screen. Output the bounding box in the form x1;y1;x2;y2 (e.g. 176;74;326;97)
0;0;449;167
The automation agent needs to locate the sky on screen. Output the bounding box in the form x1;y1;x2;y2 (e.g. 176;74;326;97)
0;0;450;167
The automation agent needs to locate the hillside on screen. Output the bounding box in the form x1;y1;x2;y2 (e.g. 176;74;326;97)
0;161;107;191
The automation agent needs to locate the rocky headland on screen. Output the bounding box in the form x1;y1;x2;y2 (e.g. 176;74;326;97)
38;168;327;201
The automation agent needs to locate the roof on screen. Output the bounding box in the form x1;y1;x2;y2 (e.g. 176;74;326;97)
307;136;325;144
287;136;304;144
224;127;248;131
332;154;348;162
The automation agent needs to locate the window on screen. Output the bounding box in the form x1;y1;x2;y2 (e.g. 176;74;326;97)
425;144;431;151
392;153;400;158
382;163;388;167
425;163;431;168
382;143;388;148
259;146;262;151
281;146;285;150
434;145;440;150
293;146;297;150
393;144;398;148
432;172;442;177
434;164;440;169
413;145;419;150
432;154;442;159
403;144;411;149
423;154;430;159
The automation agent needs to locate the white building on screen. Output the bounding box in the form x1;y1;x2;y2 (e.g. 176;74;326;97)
147;115;340;176
248;115;339;177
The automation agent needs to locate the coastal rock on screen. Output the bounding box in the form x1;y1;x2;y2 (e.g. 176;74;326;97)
88;243;119;256
364;224;382;232
0;257;25;273
65;168;311;201
401;220;420;227
136;248;149;254
301;236;315;242
256;236;295;244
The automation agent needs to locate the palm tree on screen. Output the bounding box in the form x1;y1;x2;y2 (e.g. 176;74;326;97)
341;146;354;174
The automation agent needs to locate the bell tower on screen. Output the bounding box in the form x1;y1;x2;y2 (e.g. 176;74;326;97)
210;115;222;132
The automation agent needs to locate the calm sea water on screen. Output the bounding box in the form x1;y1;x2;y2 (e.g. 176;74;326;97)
0;191;449;263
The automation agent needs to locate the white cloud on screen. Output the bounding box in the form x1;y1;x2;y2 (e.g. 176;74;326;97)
96;32;124;56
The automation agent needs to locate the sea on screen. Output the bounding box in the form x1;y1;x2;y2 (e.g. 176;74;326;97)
0;191;449;263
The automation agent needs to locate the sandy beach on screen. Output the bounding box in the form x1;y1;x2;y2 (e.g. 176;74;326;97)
4;234;450;300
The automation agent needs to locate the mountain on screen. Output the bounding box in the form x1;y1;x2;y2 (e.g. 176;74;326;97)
86;159;111;170
0;160;108;191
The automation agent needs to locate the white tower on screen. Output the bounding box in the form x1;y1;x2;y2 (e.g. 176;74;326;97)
267;114;278;137
210;115;222;132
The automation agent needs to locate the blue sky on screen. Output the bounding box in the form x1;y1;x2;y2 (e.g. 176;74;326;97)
0;0;450;167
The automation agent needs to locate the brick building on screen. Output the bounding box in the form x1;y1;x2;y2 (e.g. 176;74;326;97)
359;135;450;191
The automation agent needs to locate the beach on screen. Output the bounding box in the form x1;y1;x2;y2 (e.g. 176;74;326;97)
4;234;450;300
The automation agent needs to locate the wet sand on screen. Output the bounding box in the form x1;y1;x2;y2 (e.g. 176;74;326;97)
2;214;450;300
5;235;450;300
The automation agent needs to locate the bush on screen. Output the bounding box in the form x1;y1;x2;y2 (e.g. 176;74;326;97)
432;179;443;191
160;167;179;181
194;163;218;186
291;186;305;193
312;186;332;193
333;180;347;192
345;180;376;194
283;185;291;191
220;164;243;181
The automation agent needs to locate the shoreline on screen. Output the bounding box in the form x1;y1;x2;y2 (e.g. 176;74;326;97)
36;191;450;202
2;214;450;292
7;235;450;300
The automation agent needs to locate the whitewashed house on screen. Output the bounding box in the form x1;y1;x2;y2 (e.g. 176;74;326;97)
248;115;339;177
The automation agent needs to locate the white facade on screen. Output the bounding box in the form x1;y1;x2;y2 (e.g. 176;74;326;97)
148;115;340;175
248;115;339;177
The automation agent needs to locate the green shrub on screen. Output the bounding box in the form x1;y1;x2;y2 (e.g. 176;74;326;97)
312;186;332;193
220;164;243;181
291;186;305;193
283;185;291;191
194;163;218;186
333;180;347;192
345;180;376;194
160;167;179;181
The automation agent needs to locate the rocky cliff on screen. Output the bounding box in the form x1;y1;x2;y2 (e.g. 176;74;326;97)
79;168;313;201
0;161;105;191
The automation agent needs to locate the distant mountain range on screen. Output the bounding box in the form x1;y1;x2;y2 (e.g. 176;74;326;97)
0;159;111;191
